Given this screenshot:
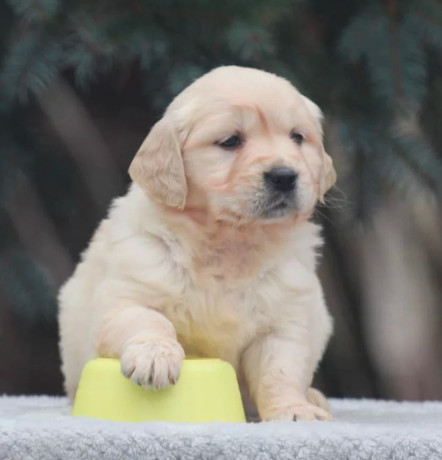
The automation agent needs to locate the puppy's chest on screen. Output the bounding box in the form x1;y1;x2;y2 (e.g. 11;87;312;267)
164;249;298;362
168;275;271;362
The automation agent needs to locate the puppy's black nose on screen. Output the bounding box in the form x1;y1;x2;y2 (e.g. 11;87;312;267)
264;167;297;192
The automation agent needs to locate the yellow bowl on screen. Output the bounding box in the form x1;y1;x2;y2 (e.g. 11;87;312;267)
72;357;246;423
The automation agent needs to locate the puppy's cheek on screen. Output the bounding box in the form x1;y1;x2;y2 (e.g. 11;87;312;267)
211;192;252;218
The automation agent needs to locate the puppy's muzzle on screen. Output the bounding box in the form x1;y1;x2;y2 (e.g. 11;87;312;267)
264;167;298;193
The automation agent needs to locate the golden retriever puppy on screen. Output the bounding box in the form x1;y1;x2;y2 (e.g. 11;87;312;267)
58;66;336;421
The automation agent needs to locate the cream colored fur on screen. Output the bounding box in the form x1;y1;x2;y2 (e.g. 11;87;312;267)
58;66;335;421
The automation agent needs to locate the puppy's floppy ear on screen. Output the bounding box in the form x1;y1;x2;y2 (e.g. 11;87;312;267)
301;96;337;203
319;153;337;204
129;116;187;208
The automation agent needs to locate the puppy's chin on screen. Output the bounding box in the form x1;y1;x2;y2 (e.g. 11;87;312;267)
253;200;299;221
249;190;299;222
257;202;295;220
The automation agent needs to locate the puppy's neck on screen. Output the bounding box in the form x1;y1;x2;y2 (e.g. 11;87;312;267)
161;204;305;284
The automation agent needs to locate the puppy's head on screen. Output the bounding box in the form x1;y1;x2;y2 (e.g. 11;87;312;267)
129;66;336;223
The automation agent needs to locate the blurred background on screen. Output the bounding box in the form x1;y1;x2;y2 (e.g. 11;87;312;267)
1;0;442;400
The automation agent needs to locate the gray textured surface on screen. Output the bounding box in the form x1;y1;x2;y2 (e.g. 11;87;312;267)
1;396;442;459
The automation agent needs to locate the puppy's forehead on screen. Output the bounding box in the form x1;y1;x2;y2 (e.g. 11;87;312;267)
170;66;306;123
200;67;297;99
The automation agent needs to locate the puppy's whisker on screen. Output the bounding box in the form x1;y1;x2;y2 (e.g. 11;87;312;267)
318;200;349;211
323;194;350;205
313;207;333;224
319;187;352;211
330;184;348;201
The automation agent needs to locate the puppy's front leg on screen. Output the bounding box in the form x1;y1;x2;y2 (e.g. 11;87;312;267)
242;332;332;421
97;305;184;389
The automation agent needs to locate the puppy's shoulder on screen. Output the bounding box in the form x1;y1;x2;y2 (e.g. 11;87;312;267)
102;185;188;285
107;183;165;239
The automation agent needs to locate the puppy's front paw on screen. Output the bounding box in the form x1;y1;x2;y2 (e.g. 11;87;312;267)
120;338;184;389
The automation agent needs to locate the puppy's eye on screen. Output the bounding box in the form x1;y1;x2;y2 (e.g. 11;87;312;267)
290;131;304;145
218;135;242;149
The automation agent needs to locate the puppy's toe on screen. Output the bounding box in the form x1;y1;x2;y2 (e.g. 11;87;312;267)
120;338;184;389
292;401;333;421
306;387;330;411
261;398;333;421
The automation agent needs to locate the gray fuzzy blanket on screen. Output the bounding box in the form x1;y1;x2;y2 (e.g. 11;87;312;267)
1;396;442;459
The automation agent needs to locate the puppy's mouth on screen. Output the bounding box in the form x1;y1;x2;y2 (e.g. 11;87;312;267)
253;194;298;220
269;201;289;211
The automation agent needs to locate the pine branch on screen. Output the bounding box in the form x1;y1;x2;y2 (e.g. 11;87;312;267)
0;31;62;108
7;0;59;24
339;2;429;108
226;21;275;62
